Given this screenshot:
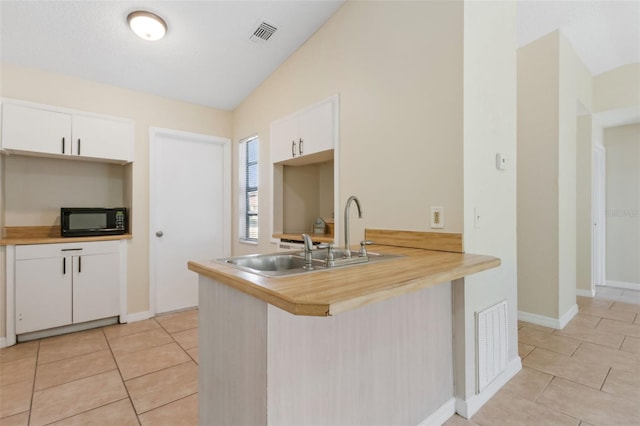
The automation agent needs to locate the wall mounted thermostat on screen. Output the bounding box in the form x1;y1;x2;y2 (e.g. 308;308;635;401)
496;153;508;171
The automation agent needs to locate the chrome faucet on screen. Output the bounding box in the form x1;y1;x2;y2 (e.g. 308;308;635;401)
343;195;363;258
301;233;315;270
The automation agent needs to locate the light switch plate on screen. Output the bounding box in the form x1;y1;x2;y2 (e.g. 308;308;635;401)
496;153;508;171
430;206;444;229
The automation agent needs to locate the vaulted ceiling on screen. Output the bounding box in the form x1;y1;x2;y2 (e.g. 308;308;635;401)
1;1;637;111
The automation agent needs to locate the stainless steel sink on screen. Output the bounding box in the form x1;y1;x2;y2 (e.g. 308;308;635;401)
224;253;324;274
217;250;403;278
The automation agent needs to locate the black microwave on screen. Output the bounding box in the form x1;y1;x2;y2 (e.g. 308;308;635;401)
61;207;128;237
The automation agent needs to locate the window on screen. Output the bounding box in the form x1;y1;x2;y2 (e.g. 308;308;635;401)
239;136;259;242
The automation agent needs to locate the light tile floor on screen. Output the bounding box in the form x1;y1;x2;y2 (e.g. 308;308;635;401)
446;287;640;426
1;289;639;425
0;309;199;426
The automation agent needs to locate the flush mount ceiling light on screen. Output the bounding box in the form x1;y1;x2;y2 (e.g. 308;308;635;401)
127;11;167;41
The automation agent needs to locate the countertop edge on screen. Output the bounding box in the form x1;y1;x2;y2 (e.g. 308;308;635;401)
189;248;500;317
1;233;133;246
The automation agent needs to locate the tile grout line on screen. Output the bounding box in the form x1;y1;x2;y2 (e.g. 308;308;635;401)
101;327;143;426
26;340;41;426
599;367;612;391
135;391;199;418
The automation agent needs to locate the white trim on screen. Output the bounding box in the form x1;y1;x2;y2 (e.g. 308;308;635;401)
576;288;596;297
148;127;231;316
606;280;640;291
5;245;16;347
0;337;7;349
518;304;578;330
124;311;153;323
119;240;128;323
418;397;456;426
455;356;521;419
17;317;118;342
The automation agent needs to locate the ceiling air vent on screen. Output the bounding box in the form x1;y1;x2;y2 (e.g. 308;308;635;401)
250;21;277;43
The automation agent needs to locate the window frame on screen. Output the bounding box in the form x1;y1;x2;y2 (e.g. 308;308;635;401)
239;136;259;244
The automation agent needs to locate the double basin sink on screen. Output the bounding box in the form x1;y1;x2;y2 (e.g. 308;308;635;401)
218;249;402;278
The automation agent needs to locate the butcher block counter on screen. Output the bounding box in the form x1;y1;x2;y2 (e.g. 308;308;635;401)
191;229;501;426
188;244;499;317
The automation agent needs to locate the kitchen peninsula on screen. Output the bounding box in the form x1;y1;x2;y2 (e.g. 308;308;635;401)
188;229;500;425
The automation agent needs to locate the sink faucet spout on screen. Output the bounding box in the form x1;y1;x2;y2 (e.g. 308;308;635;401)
344;195;363;258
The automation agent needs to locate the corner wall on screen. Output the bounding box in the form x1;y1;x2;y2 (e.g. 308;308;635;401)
231;0;464;256
517;32;561;320
517;31;590;326
458;0;519;414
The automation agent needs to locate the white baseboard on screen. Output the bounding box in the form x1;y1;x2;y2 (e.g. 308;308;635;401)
419;397;455;426
0;337;7;349
606;280;640;291
123;311;153;323
518;304;578;330
576;288;595;297
455;356;522;419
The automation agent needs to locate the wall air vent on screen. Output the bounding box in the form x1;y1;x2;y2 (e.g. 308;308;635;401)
250;21;277;43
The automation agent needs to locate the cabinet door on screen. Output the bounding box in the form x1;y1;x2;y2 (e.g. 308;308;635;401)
271;116;299;163
2;103;72;155
72;115;134;162
15;257;72;334
297;100;334;156
72;252;120;323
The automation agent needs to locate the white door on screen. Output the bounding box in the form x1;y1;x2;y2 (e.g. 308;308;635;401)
592;145;606;288
150;128;230;314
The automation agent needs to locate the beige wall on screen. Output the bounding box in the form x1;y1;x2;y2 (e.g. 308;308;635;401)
232;0;464;256
604;123;640;286
0;63;232;338
594;64;640;113
4;156;125;225
459;0;518;400
517;32;561;319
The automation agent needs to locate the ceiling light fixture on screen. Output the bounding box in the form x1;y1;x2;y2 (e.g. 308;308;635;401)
127;11;167;41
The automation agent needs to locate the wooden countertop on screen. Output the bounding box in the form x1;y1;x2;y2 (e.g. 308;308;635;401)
188;244;500;317
1;226;132;245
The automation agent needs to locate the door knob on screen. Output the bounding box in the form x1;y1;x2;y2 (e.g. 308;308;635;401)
156;231;164;237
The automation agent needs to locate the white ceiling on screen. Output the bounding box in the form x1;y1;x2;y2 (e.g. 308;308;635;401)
0;0;344;110
517;0;640;76
1;1;638;111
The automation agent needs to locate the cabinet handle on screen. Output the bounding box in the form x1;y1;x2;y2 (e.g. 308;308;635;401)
63;258;66;275
78;256;82;273
291;140;296;158
62;137;65;154
299;138;304;155
77;139;81;156
61;248;82;252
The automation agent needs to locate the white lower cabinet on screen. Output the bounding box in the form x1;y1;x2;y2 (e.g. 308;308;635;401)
15;241;121;335
15;256;72;334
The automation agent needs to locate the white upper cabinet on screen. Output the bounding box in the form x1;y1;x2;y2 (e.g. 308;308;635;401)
2;103;72;156
271;96;337;165
72;115;134;162
271;115;299;164
1;99;134;164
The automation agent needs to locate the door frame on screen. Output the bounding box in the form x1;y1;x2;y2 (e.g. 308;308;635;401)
592;144;606;290
149;127;231;316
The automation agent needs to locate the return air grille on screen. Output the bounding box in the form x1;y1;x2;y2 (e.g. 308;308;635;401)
476;300;508;393
250;21;277;43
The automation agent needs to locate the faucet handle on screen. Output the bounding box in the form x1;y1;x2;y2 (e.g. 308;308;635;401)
359;240;373;257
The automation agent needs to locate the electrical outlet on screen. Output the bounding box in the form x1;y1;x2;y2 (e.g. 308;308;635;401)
430;206;444;229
